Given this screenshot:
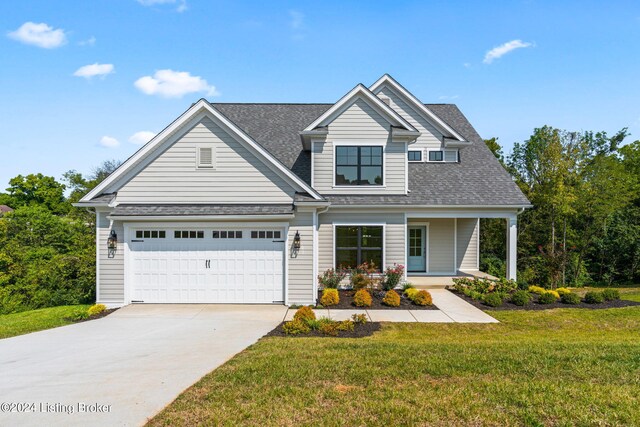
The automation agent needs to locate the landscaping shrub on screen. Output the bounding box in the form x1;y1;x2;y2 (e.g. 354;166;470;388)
547;290;560;299
413;290;433;306
382;264;404;291
510;290;531;306
402;282;415;291
336;320;355;332
317;268;347;289
317;317;339;336
320;289;339;307
293;306;316;321
350;273;371;290
538;291;558;304
382;290;401;307
351;313;368;324
404;288;419;300
87;304;106;317
353;289;372;307
494;278;518;294
584;291;605;304
602;288;620;301
561;292;581;305
556;287;571;296
282;319;310;335
528;285;547;295
483;293;503;307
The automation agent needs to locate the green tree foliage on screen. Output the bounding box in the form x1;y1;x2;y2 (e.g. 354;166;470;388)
5;173;68;214
482;130;640;287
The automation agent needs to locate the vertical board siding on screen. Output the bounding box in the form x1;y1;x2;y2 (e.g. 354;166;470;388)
117;117;295;203
287;212;314;304
313;99;406;194
426;218;455;273
97;211;125;303
377;87;445;152
456;218;479;271
317;211;405;273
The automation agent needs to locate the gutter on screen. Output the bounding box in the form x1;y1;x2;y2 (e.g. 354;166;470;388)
107;214;296;221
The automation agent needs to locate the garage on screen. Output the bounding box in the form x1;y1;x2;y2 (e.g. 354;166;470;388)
129;227;285;304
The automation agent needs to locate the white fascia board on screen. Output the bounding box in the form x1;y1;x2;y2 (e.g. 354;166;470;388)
328;204;533;210
107;214;295;221
369;74;467;142
303;84;417;132
82;99;323;202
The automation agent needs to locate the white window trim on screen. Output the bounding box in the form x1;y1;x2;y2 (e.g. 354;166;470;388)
426;148;459;163
332;223;386;270
408;149;424;163
332;142;387;189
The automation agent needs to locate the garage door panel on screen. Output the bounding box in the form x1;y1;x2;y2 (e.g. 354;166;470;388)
130;228;284;303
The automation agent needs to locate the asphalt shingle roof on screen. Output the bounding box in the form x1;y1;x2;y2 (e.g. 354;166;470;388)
213;103;530;206
111;204;294;216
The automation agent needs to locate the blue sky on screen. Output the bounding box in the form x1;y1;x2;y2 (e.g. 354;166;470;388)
1;0;639;189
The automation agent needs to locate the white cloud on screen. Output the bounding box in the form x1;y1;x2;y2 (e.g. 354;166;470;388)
134;69;218;98
129;131;156;145
73;63;114;79
99;136;120;148
483;39;534;64
438;95;460;100
137;0;187;12
289;10;304;29
7;22;67;48
78;36;96;46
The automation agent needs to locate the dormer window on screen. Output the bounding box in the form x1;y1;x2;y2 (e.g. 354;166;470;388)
408;150;422;162
335;146;383;186
427;149;458;163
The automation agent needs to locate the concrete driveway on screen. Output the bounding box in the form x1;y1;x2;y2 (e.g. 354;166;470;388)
0;304;286;427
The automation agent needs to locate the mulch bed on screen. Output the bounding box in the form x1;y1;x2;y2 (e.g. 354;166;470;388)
266;321;381;338
450;290;640;311
318;289;438;310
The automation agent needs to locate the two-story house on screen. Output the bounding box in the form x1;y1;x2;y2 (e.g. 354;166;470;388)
76;74;531;306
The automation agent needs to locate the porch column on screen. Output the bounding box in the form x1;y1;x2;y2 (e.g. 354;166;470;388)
506;216;517;281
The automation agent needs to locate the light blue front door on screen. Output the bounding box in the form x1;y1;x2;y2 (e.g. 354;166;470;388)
407;226;426;272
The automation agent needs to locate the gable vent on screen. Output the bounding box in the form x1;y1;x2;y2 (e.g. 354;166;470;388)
379;95;392;106
198;147;214;168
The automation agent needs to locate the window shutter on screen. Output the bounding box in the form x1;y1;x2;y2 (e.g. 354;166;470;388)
198;147;214;168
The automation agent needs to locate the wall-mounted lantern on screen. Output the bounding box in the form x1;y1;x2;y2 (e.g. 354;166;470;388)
107;230;118;258
293;231;301;250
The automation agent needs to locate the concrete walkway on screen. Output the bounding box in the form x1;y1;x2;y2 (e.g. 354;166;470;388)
0;304;287;427
285;289;497;323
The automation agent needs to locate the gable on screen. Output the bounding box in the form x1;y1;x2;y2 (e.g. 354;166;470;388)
116;117;297;204
327;98;393;140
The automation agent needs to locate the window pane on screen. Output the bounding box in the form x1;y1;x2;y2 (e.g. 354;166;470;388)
136;231;142;238
274;231;281;239
221;231;227;238
259;231;265;239
336;249;358;269
429;151;443;161
159;231;166;238
174;231;180;238
371;147;383;165
361;249;383;270
360;166;383;185
336;166;358;185
361;226;383;248
408;151;422;161
336;146;358;165
197;231;204;239
251;231;257;238
236;231;242;238
212;231;219;238
151;230;158;238
336;226;359;248
266;231;273;239
444;150;457;162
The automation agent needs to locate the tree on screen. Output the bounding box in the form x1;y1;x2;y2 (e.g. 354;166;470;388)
5;173;68;214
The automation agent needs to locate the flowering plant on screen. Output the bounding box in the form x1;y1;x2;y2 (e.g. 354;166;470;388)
382;264;404;291
318;268;348;289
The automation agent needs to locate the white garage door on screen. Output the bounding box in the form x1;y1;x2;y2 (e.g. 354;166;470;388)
129;228;285;304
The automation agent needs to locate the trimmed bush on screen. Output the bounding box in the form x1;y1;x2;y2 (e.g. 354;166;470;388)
320;289;339;307
351;313;368;324
404;288;419;300
87;304;106;317
353;289;372;307
293;306;316;321
382;290;401;307
561;292;581;305
336;320;355;332
538;291;558;304
584;291;605;304
556;287;571;296
602;289;620;301
283;319;310;335
413;290;433;306
510;290;531;306
483;293;503;307
317;317;339;336
528;286;546;295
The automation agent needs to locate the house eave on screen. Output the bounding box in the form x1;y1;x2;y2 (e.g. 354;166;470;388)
107;214;296;221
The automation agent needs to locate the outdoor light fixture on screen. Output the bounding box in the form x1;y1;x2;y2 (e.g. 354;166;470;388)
107;230;118;251
293;231;301;250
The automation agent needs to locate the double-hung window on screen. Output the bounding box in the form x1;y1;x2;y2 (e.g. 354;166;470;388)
335;226;383;270
335;146;383;186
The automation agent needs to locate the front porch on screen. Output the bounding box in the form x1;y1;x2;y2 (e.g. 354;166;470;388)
408;270;498;289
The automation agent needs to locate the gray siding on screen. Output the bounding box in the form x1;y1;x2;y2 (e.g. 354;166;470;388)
117;117;295;204
287;212;314;305
426;218;455;273
377;86;445;152
456;218;479;271
317;211;405;273
312;98;406;194
97;211;125;304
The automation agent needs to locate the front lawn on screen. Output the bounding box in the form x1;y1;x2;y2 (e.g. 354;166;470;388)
149;306;640;426
0;305;91;339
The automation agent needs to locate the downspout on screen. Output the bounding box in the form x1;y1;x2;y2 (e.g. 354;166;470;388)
313;205;330;301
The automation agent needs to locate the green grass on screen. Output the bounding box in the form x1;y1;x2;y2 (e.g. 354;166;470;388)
149;307;640;426
0;305;91;339
576;286;640;302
